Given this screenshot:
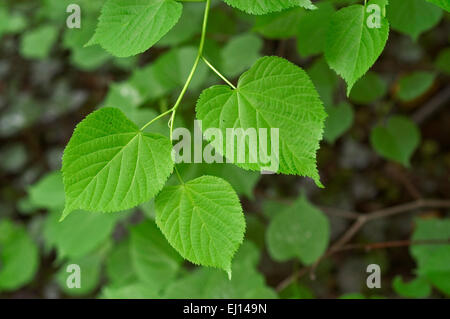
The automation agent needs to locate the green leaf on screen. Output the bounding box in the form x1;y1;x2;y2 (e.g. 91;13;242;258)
222;33;263;78
426;0;450;12
253;8;305;39
20;24;58;59
164;241;277;298
435;47;450;75
411;218;450;295
296;2;335;57
323;102;354;144
223;0;315;15
266;195;330;264
44;210;121;259
28;171;65;210
307;57;339;107
105;240;137;287
157;2;204;47
392;276;431;298
196;56;326;186
155;176;245;275
61;107;174;219
101;282;160;299
387;0;443;40
396;71;435;102
349;71;388;104
370;115;421;167
130;221;182;288
325;4;389;95
87;0;183;57
56;249;105;296
153;46;209;91
0;220;39;292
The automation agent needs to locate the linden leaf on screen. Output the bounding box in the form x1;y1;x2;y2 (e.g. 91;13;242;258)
155;176;245;275
325;3;389;95
61;107;174;220
87;0;183;57
196;56;326;186
223;0;316;15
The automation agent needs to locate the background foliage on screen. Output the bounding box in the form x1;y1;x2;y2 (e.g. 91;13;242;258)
0;0;449;299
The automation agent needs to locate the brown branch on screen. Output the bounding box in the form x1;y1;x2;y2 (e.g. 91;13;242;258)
412;85;450;124
275;198;450;292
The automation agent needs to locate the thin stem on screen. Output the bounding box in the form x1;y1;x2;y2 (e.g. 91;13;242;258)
201;56;236;89
169;0;211;141
140;107;174;131
174;166;184;184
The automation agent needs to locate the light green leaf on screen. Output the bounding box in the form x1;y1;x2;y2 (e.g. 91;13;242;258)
325;4;389;95
28;171;65;210
196;56;326;186
0;220;39;292
349;71;388;104
130;221;182;288
222;33;263;78
426;0;450;12
392;276;431;298
20;24;58;59
397;71;435;102
223;0;315;15
370;115;421;167
323;102;354;144
266;195;330;264
155;176;245;275
61;107;174;219
87;0;183;57
296;2;335;57
253;7;305;39
387;0;443;40
411;218;450;295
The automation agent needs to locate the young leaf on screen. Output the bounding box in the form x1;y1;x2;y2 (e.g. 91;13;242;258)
435;48;450;75
196;56;326;186
155;176;245;275
370;115;421;167
266;195;330;264
323;102;354;144
325;4;389;95
130;221;182;289
387;0;443;40
426;0;450;12
61;107;174;219
223;0;315;15
87;0;183;57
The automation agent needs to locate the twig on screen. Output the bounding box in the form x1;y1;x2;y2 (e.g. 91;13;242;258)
275;198;450;291
412;85;450;124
